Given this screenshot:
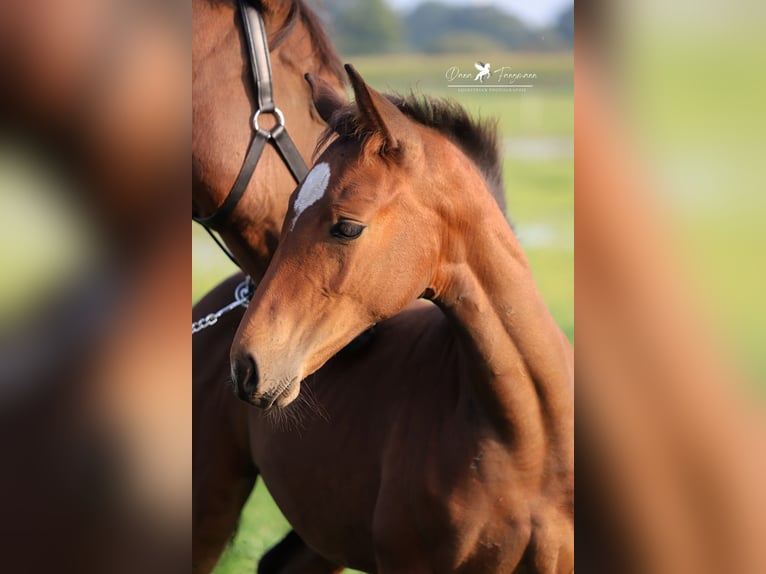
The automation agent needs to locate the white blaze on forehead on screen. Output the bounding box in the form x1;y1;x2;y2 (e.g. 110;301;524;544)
289;162;331;231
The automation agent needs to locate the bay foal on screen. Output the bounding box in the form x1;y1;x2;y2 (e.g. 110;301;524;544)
231;66;574;573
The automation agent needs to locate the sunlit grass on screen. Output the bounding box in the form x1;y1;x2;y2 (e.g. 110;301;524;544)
192;224;239;303
506;158;574;341
212;482;290;574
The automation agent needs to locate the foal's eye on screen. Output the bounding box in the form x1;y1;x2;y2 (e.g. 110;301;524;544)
330;221;365;240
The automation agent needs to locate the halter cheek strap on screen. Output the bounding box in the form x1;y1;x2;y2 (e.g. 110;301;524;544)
192;0;308;238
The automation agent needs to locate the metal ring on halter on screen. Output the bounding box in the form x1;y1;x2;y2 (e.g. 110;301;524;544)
253;107;285;132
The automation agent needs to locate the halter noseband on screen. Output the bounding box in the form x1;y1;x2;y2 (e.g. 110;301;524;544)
192;0;308;257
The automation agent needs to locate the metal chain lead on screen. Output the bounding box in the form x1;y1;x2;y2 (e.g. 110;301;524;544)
192;278;254;334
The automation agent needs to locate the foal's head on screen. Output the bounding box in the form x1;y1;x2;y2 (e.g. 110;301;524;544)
230;64;504;408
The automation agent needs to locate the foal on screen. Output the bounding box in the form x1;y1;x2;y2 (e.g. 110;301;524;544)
231;66;574;573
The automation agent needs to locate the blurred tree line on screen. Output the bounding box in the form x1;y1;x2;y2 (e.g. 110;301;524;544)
317;0;574;55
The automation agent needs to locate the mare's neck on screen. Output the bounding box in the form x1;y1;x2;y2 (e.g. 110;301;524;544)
431;162;573;452
194;0;343;279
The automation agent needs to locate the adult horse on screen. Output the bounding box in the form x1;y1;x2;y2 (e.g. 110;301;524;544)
229;66;574;572
192;0;344;274
192;0;347;571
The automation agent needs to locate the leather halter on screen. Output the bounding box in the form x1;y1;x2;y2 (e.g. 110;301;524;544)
192;0;308;235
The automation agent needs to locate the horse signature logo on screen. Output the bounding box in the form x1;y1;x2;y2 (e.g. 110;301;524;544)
474;61;491;83
445;63;537;89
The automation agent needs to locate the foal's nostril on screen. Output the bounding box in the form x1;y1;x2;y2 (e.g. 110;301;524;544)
231;353;259;401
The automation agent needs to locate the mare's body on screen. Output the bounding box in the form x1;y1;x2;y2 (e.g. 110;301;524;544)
192;1;346;571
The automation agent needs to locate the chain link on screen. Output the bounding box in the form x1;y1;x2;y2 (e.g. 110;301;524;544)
192;278;254;334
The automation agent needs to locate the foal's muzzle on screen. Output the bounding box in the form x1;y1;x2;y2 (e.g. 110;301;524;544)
230;352;297;409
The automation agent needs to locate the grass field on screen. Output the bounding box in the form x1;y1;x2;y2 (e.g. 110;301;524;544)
193;51;573;573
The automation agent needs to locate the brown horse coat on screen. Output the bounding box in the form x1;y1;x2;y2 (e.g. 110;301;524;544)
193;1;347;571
230;67;574;573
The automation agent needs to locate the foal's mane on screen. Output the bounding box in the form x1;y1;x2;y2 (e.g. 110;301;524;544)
320;94;508;214
248;0;345;82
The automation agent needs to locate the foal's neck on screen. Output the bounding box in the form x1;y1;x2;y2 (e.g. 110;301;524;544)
431;158;573;454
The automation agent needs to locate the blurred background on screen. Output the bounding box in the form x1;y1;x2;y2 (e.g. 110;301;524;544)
0;0;189;571
192;0;573;572
619;2;766;386
575;1;766;572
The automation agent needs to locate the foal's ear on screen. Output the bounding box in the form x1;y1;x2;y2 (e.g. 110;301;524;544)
305;73;346;124
344;63;413;154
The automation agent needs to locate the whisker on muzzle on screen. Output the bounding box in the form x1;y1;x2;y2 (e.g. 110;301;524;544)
263;378;330;433
300;381;331;423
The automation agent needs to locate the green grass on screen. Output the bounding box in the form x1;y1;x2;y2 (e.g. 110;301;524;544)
213;482;366;574
212;482;291;574
196;50;573;573
505;158;573;341
192;225;240;303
